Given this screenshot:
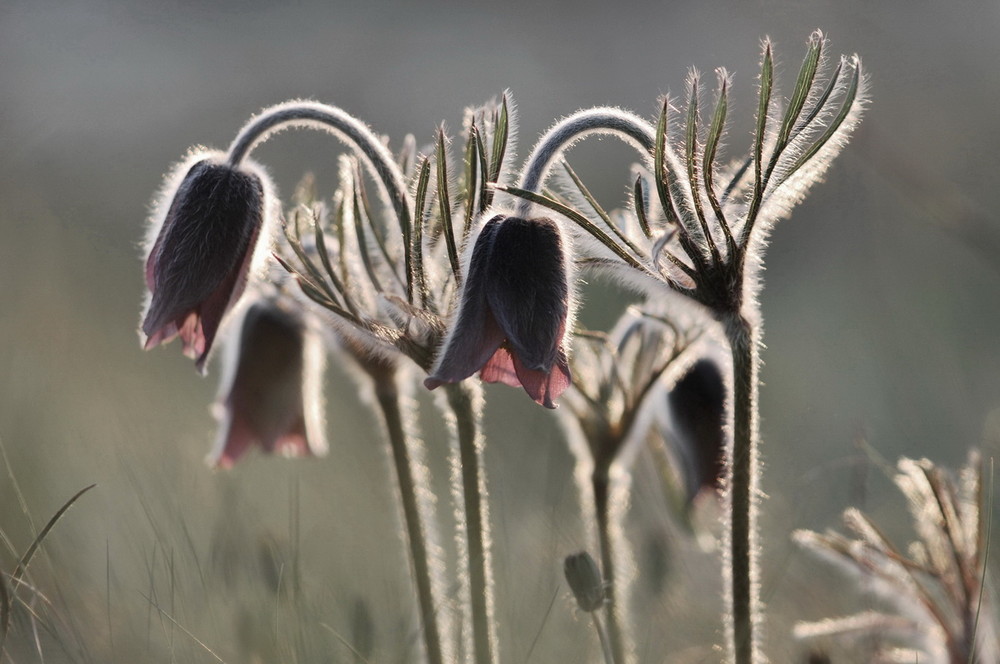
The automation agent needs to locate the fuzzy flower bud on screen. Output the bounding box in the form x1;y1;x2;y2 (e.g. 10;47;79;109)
563;551;606;612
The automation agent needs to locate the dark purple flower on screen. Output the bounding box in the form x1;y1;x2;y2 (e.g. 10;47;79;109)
141;153;270;371
208;300;327;469
424;215;572;408
668;358;726;501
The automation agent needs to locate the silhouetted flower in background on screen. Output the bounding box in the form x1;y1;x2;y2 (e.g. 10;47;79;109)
141;152;273;371
425;215;571;408
208;297;327;468
666;358;727;503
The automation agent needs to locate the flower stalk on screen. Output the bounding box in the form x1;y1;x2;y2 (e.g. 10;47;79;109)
443;382;496;664
367;361;447;664
271;101;513;664
560;310;708;664
723;312;760;664
564;551;617;664
592;466;630;664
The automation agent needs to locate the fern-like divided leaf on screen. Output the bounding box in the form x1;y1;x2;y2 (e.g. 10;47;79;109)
794;453;997;664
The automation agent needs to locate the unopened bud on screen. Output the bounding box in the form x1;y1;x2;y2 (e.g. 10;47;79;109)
563;551;606;612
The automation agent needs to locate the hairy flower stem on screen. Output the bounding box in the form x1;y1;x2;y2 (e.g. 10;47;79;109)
593;467;629;664
516;108;655;216
592;611;616;664
443;382;496;664
224;101;414;298
723;311;760;664
371;369;445;664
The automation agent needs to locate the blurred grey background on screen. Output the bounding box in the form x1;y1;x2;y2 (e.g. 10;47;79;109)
2;0;1000;661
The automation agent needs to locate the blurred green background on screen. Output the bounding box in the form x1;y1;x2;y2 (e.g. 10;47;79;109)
2;0;1000;661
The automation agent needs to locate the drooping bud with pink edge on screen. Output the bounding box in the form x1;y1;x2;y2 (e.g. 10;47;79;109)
425;215;572;408
141;151;274;371
208;299;328;469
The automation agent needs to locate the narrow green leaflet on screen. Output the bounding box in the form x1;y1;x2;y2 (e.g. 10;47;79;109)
436;129;462;282
412;157;431;309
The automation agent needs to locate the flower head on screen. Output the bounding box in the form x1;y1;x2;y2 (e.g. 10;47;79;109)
141;151;273;371
424;214;572;408
208;298;327;469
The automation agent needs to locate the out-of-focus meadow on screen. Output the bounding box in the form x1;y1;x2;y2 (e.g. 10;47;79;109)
3;1;1000;661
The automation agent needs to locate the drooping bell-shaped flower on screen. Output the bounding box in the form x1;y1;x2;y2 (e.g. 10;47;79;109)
208;299;327;469
667;358;726;502
141;151;273;371
424;214;572;408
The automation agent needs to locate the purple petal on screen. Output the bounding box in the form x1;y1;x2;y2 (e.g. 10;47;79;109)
214;413;256;470
484;217;569;372
424;217;507;390
270;416;311;458
193;222;260;371
511;348;571;409
479;345;520;388
209;302;321;468
668;359;726;501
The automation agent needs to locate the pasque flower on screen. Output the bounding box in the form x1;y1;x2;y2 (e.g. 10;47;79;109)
502;33;866;664
208;298;327;469
424;214;572;409
141;151;272;371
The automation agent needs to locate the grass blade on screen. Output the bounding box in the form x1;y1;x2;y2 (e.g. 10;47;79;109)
141;592;227;663
0;484;96;653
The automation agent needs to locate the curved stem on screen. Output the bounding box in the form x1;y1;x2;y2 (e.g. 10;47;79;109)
226;101;413;299
372;369;446;664
517;108;656;209
443;383;496;664
723;312;760;664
